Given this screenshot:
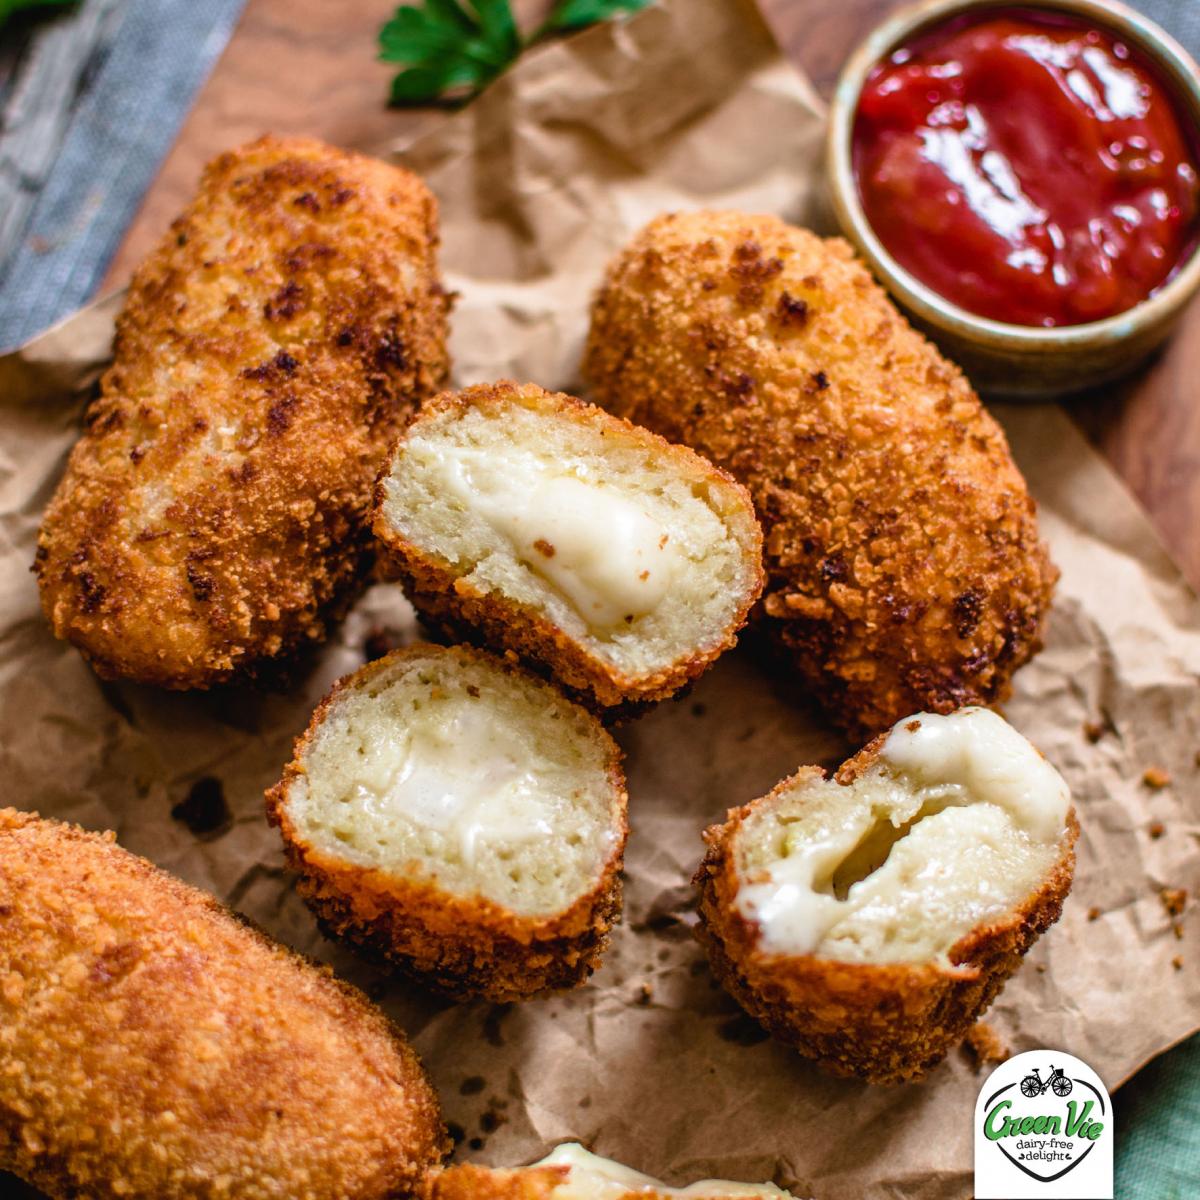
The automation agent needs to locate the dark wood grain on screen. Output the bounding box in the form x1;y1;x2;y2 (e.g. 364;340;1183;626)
99;0;1200;593
1065;299;1200;572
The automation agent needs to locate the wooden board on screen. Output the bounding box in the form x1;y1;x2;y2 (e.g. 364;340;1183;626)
101;0;1200;593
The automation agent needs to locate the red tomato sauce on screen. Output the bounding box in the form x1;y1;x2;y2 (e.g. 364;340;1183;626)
852;7;1200;327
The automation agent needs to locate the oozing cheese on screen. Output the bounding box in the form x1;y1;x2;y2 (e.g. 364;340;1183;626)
881;708;1069;843
347;690;566;867
735;708;1071;964
427;444;683;629
537;1143;791;1199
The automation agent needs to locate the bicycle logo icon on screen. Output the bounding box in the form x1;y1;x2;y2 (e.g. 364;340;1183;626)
1020;1064;1074;1099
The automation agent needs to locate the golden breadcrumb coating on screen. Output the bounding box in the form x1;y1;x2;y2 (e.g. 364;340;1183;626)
423;1164;564;1200
372;381;764;709
584;211;1057;736
421;1151;795;1200
0;808;447;1199
694;739;1078;1085
35;134;450;689
266;645;629;1002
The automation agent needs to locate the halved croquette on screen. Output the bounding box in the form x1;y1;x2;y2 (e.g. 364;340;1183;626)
267;643;628;1000
695;707;1078;1083
373;381;763;709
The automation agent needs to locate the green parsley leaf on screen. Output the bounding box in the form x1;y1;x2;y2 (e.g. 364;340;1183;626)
379;0;521;105
380;0;653;106
468;0;519;57
541;0;651;35
0;0;74;28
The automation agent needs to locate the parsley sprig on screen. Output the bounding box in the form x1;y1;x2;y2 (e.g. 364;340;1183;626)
379;0;652;105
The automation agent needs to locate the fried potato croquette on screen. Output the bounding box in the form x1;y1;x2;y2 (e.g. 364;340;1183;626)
584;212;1057;736
35;135;450;688
267;644;628;1001
424;1144;798;1200
695;708;1078;1084
372;381;764;709
0;808;447;1200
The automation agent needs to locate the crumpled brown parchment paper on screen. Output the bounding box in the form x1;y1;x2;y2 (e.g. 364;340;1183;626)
0;1;1196;1198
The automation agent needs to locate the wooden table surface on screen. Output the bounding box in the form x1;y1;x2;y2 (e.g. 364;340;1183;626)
102;0;1200;593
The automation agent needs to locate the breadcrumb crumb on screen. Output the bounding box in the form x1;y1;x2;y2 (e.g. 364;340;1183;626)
963;1023;1010;1071
1143;766;1172;789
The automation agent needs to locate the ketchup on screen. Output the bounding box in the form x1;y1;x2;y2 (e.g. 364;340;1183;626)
852;7;1200;327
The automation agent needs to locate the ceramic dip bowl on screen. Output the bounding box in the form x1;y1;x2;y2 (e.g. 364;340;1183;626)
826;0;1200;396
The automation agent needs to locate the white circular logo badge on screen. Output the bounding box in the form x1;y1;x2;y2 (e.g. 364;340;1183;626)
974;1049;1113;1198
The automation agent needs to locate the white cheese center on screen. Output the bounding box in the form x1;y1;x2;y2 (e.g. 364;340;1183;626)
736;708;1071;964
881;707;1069;843
538;1143;790;1199
429;444;682;629
347;691;564;867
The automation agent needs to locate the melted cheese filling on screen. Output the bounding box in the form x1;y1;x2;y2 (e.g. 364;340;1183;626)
426;444;683;629
347;690;571;868
537;1144;790;1199
736;708;1071;964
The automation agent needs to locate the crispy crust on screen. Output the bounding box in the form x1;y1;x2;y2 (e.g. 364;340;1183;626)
372;380;765;709
0;808;448;1200
422;1164;566;1200
584;211;1058;737
694;743;1079;1085
35;134;450;689
420;1162;783;1200
266;644;630;1002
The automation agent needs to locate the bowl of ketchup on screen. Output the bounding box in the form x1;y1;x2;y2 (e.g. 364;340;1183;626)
826;0;1200;395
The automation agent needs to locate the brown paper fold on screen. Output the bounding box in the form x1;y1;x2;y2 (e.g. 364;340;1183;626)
0;1;1196;1197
